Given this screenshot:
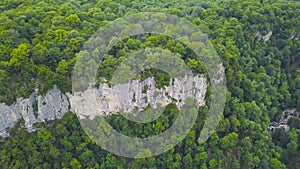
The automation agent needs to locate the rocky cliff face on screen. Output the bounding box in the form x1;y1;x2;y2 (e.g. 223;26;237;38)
0;86;69;137
0;75;207;138
69;75;207;120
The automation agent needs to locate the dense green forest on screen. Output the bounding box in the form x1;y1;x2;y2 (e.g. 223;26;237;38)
0;0;300;168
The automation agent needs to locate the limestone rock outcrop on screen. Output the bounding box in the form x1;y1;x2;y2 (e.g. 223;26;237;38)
268;109;299;132
256;31;273;41
0;75;207;138
0;86;69;137
69;75;207;120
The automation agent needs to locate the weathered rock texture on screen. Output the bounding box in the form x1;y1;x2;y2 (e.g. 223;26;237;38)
256;30;299;41
0;75;207;138
268;109;299;132
256;31;273;41
70;75;207;120
0;86;69;137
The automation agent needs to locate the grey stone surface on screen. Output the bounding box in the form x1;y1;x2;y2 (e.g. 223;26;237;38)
37;86;69;122
0;86;69;137
256;31;273;41
0;76;207;138
268;109;299;132
70;75;207;120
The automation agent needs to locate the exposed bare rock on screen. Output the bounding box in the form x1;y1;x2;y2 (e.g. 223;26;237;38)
256;31;273;41
69;75;207;120
36;87;69;121
0;103;21;138
255;31;262;41
1;76;207;138
290;31;300;40
263;31;273;41
0;86;69;137
268;109;299;132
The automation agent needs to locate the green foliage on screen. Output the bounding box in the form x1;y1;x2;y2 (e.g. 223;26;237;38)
0;0;299;168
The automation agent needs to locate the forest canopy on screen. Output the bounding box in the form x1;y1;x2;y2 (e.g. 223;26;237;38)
0;0;299;168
